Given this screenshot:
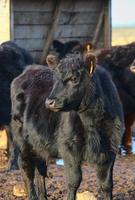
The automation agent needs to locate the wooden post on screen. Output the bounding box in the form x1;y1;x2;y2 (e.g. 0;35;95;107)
92;8;104;48
104;0;112;48
40;0;62;65
10;0;14;40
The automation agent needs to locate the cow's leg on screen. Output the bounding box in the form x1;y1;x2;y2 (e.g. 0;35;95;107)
122;115;134;152
5;125;19;170
96;154;116;200
34;158;48;200
19;153;38;200
62;153;82;200
122;126;132;153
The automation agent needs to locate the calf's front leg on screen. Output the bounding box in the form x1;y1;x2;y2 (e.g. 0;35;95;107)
62;149;82;200
96;153;116;200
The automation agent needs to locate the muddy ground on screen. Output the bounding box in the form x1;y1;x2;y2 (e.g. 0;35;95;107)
0;152;135;200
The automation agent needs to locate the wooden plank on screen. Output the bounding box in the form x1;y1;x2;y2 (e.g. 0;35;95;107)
15;39;44;51
14;24;95;39
56;24;95;38
13;0;54;12
61;0;103;12
10;0;14;40
14;25;48;39
40;0;62;64
92;8;104;47
104;0;111;48
14;11;53;25
13;0;103;12
14;11;99;25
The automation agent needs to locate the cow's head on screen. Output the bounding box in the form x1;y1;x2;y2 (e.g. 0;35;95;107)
45;51;97;112
52;40;93;59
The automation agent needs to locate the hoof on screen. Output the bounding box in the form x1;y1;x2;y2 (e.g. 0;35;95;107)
118;145;132;155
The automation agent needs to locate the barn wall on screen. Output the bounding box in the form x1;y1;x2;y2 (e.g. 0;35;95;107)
11;0;110;62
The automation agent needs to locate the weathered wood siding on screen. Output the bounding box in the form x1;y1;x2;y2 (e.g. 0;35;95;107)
11;0;110;61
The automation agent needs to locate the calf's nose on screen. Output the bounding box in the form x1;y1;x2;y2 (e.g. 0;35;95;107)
45;98;56;108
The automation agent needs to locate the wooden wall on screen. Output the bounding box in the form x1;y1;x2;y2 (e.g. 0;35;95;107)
11;0;111;62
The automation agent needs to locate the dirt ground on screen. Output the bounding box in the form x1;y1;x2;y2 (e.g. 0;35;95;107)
0;153;135;200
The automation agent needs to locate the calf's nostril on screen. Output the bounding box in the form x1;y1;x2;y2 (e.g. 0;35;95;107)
45;98;56;108
49;100;55;106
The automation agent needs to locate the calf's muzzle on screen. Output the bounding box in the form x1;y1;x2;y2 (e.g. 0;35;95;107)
45;98;56;109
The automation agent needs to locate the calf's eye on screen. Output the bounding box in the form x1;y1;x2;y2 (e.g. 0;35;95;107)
70;77;78;83
74;51;80;55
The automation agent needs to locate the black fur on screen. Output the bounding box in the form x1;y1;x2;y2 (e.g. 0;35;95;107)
52;40;81;59
46;54;124;200
11;64;84;200
97;43;135;150
52;40;135;151
0;41;33;169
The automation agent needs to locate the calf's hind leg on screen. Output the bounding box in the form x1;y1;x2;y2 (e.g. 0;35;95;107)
35;158;48;200
19;153;38;200
96;153;116;200
5;125;19;170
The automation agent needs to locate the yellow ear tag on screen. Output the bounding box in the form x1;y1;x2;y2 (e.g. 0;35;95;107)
89;61;93;74
86;44;91;52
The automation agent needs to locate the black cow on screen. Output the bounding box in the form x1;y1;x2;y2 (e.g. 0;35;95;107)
46;53;124;200
0;40;33;169
96;43;135;152
11;62;84;200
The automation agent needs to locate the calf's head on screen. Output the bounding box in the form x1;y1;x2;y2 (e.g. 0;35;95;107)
45;52;97;112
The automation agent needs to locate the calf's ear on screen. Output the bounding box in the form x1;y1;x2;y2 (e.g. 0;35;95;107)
83;52;97;75
46;54;59;69
53;40;64;53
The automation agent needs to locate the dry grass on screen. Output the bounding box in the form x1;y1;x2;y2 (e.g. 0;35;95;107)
0;130;7;149
0;1;10;43
112;27;135;46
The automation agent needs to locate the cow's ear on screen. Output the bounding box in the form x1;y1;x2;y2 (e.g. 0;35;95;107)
46;54;59;69
53;40;64;53
83;52;97;75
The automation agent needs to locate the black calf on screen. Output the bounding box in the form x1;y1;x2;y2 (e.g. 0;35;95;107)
46;53;124;200
11;64;84;200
